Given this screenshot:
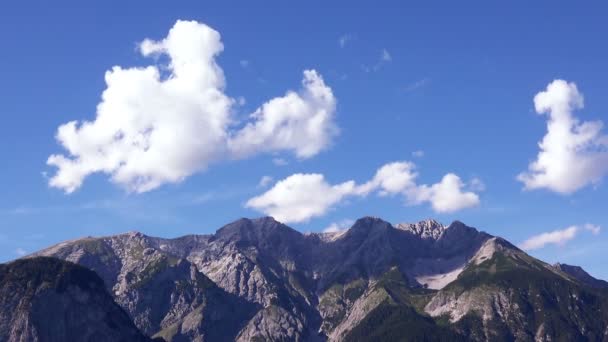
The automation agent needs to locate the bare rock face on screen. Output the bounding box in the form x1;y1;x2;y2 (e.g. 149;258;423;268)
396;218;446;240
236;305;306;342
26;216;608;341
0;257;150;342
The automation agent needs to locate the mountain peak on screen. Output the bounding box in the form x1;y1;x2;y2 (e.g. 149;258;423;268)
396;218;446;239
553;263;608;289
215;216;302;244
348;216;392;232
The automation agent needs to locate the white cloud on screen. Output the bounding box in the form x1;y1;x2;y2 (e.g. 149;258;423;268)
15;248;26;256
228;70;338;159
246;161;481;223
47;20;337;193
240;59;249;68
245;173;357;223
258;175;274;188
357;162;418;196
519;224;601;251
406;174;480;213
517;80;608;194
323;219;355;233
412;150;425;158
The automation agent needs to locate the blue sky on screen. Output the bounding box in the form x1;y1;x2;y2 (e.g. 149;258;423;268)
1;1;607;279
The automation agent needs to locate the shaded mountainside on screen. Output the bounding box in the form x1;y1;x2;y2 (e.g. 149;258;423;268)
19;217;608;341
0;257;151;342
554;263;608;289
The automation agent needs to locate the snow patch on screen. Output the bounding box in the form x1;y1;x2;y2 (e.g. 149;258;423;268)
415;266;464;290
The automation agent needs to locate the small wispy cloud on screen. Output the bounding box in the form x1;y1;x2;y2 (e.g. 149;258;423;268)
191;192;215;204
338;34;353;48
403;78;431;93
519;224;601;251
272;158;289;166
412;150;425;158
381;48;391;62
363;48;392;72
15;248;27;257
469;177;486;192
258;176;274;188
583;223;601;235
240;59;250;68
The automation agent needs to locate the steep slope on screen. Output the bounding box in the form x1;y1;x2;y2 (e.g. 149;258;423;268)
0;257;150;342
554;263;608;289
424;238;608;341
30;216;608;341
340;267;464;342
31;232;257;341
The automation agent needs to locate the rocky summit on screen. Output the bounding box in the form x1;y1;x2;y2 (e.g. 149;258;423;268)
2;217;606;341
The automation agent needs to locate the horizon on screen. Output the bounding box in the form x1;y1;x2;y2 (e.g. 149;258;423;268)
1;1;607;282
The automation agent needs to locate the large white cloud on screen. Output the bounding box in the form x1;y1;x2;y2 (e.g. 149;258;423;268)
228;70;337;159
47;20;337;193
407;174;480;213
519;223;601;251
246;161;481;223
517;80;608;194
245;174;356;223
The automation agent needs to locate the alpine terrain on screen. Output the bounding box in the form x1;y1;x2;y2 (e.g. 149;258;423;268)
2;217;606;341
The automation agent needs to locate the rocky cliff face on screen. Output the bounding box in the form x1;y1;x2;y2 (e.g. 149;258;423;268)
22;216;608;341
0;257;151;342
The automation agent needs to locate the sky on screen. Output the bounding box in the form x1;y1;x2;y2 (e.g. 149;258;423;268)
1;1;607;279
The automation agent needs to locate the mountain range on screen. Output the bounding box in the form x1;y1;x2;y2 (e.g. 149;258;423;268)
2;217;607;341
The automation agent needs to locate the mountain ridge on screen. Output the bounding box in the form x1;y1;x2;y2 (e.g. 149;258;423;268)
16;216;608;341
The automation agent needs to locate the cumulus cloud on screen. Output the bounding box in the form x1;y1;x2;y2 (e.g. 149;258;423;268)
228;70;338;159
245;174;357;223
246;161;481;223
517;80;608;194
47;20;337;193
406;174;480;213
519;224;601;251
357;162;418;196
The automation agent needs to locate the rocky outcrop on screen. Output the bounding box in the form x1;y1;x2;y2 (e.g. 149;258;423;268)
0;257;150;342
235;305;306;342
